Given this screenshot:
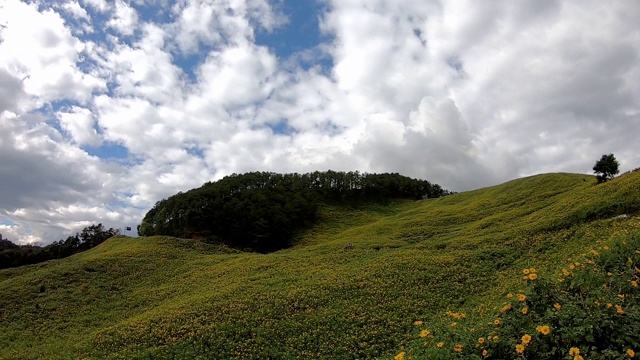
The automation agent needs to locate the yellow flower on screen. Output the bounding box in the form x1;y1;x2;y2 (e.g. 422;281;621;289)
494;319;500;325
521;334;532;345
492;336;499;342
413;320;423;326
536;325;550;335
632;281;638;287
575;355;584;360
394;351;406;360
554;303;562;310
522;307;529;315
507;293;514;298
529;273;538;280
616;305;624;314
523;268;530;275
569;347;580;356
420;329;431;338
529;267;536;273
563;269;570;276
518;294;527;302
482;349;488;357
592;250;599;256
453;344;463;352
608;272;613;277
569;264;575;270
627;349;635;357
515;344;525;354
501;304;512;312
478;337;485;344
436;342;444;348
451;322;457;327
558;278;565;283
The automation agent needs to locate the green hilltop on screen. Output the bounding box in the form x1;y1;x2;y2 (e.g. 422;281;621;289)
1;171;640;359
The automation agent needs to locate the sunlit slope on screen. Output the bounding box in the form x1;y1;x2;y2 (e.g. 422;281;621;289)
1;172;639;359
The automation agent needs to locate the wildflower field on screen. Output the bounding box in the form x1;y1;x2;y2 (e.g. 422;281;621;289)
1;171;640;359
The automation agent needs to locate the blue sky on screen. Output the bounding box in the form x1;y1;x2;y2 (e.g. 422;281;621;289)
1;0;639;244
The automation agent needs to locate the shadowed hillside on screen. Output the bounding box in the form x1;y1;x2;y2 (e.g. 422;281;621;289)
1;171;639;359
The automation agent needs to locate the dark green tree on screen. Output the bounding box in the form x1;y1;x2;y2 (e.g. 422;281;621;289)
138;171;450;252
593;153;620;183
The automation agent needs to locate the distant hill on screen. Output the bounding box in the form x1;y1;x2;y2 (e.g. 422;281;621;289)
138;171;450;252
0;224;119;270
1;171;639;359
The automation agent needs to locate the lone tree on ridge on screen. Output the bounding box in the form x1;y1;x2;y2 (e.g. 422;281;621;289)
593;153;620;183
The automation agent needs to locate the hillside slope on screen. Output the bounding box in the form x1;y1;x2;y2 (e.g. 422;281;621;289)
1;172;640;359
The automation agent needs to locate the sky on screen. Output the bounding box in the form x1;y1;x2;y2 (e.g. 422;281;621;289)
1;0;639;245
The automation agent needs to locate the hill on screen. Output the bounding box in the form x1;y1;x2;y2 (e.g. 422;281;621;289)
1;172;639;359
138;171;449;252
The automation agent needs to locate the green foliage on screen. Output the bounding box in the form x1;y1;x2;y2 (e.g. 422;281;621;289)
138;171;448;252
0;224;119;269
2;171;640;359
404;232;640;359
594;154;620;183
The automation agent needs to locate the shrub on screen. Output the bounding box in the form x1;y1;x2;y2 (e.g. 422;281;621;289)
402;232;640;359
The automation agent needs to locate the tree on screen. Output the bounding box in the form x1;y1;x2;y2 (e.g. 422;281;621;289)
593;154;620;183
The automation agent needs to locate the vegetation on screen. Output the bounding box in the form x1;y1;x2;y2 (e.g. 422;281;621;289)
138;171;448;252
1;171;640;359
594;154;620;183
0;224;119;269
400;233;640;359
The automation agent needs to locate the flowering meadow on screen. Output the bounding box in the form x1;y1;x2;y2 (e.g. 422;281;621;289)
1;172;640;359
400;224;640;359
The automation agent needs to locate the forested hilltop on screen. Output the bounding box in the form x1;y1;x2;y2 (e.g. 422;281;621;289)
0;224;119;269
139;171;449;252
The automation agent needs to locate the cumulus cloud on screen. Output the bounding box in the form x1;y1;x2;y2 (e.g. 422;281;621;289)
1;0;639;244
56;106;101;146
81;0;110;13
60;1;91;21
107;0;139;36
0;68;28;113
0;0;105;106
170;0;286;53
0;111;137;243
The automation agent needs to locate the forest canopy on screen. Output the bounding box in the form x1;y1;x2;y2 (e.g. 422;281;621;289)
139;171;449;252
0;224;119;269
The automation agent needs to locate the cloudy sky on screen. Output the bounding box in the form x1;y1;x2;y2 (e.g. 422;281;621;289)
1;0;639;244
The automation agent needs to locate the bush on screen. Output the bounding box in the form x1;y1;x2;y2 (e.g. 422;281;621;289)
401;232;640;359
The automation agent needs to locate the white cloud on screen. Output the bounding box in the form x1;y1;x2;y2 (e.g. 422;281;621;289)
191;42;277;109
61;1;91;21
107;0;139;36
169;0;286;53
56;106;102;146
0;68;29;113
0;0;106;106
0;111;131;244
1;0;639;245
81;0;111;13
100;22;184;103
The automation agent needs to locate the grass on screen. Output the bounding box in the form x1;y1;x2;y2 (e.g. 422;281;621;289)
1;171;640;359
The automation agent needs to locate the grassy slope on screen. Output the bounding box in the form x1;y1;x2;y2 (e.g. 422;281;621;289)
1;172;640;359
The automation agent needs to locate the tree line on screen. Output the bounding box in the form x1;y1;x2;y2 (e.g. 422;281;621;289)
138;171;450;252
0;224;119;269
